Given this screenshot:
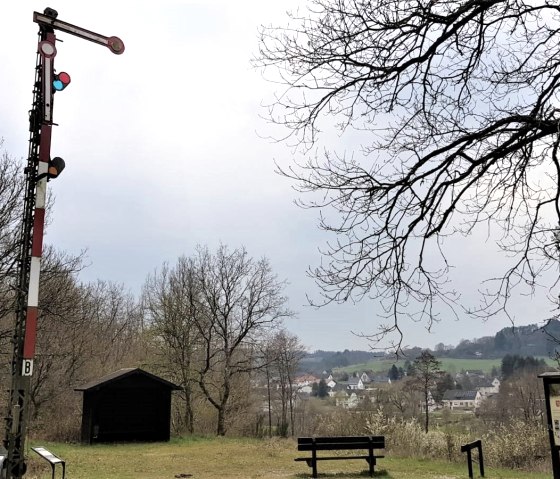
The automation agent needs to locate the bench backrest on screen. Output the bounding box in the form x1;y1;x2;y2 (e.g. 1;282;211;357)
297;436;385;451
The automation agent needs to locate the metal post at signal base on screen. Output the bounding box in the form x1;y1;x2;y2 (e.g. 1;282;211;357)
2;8;124;478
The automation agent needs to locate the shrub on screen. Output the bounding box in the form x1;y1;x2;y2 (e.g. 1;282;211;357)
482;419;549;469
311;407;549;472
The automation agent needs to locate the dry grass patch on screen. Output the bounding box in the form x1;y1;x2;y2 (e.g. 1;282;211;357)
21;436;549;479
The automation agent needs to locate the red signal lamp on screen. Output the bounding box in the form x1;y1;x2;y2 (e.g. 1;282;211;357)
53;72;71;91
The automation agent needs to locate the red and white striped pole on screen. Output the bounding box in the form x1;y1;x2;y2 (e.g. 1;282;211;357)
3;11;123;477
21;32;57;376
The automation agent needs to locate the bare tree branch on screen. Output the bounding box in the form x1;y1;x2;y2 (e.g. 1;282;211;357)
256;0;560;351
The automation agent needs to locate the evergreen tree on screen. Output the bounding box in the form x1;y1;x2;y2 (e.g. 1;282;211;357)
434;373;455;403
404;360;414;377
501;354;515;379
311;382;318;396
411;351;443;433
317;379;329;398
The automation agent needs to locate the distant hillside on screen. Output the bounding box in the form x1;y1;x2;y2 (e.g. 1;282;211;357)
299;349;382;374
439;319;560;359
298;320;560;374
335;356;557;376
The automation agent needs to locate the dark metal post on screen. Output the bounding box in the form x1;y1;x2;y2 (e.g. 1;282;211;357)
477;440;485;477
461;440;484;479
539;372;560;479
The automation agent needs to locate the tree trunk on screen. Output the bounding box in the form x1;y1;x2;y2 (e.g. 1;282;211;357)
424;389;429;433
185;385;194;434
266;366;272;438
216;406;226;436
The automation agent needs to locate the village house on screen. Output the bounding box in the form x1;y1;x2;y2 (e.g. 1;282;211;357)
320;372;337;389
326;377;337;388
360;372;372;384
294;374;319;394
370;375;391;385
331;391;360;409
294;374;319;388
477;378;500;398
441;390;482;411
347;376;365;390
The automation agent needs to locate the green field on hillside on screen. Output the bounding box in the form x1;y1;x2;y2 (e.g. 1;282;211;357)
23;436;548;479
335;356;558;376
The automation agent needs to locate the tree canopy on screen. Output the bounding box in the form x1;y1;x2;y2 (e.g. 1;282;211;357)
257;0;560;349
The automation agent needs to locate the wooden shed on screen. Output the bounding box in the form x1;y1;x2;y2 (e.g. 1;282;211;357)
75;368;181;444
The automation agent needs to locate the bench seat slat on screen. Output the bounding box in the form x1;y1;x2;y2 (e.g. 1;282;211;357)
295;455;385;461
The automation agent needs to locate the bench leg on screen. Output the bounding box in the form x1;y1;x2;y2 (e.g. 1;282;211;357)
312;449;317;478
366;455;376;477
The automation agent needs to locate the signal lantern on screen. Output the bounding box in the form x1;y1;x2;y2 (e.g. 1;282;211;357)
36;157;65;182
48;157;65;179
53;72;71;91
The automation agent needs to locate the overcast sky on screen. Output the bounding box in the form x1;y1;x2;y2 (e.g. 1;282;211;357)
1;0;555;353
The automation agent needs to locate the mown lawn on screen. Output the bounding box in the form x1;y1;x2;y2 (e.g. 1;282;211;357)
23;436;549;479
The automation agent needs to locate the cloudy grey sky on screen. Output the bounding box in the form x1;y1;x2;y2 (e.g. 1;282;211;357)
1;1;554;353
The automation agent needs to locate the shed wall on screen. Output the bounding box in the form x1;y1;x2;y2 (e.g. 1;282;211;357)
80;374;173;444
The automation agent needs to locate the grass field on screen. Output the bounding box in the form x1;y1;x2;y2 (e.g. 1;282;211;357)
23;436;549;479
336;357;558;375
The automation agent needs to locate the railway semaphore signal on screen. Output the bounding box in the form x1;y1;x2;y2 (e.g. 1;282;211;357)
0;8;124;479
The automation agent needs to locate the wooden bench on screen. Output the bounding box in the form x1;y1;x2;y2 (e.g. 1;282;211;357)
31;447;65;479
295;435;385;478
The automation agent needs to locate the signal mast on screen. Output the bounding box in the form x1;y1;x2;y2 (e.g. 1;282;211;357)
2;9;124;478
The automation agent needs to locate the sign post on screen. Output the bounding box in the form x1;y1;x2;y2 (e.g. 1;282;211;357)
539;372;560;478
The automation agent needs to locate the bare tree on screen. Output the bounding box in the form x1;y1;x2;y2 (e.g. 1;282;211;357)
377;382;421;420
193;245;292;436
32;252;141;425
256;0;560;349
30;247;85;418
479;372;546;426
265;329;306;436
261;340;276;437
276;330;306;436
77;279;142;372
0;144;23;341
142;258;201;434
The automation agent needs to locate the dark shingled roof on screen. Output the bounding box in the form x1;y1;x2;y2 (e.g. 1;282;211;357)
74;368;181;392
442;389;478;401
